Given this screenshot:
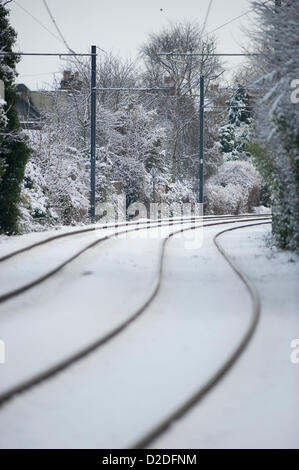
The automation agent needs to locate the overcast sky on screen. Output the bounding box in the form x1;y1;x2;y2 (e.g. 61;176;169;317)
8;0;255;89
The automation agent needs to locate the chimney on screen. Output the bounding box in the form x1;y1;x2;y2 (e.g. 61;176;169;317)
63;70;71;81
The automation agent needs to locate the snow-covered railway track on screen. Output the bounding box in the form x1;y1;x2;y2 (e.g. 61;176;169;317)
133;220;272;448
0;214;267;305
0;213;266;263
0;215;271;414
0;216;212;305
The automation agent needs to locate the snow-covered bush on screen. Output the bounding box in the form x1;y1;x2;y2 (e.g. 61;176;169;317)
26;129;90;226
19;160;57;232
204;120;224;178
205;161;262;214
205;183;246;215
163;180;197;205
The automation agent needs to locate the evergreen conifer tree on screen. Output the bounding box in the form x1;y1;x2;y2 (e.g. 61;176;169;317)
219;84;252;161
228;84;251;127
0;0;30;234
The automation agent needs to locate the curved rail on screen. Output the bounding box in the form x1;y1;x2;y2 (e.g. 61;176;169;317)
131;220;272;449
0;214;269;305
0;218;200;304
0;213;269;264
0;216;271;408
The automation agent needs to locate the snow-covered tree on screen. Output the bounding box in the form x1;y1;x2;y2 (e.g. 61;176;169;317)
97;103;166;207
23;62;168;226
228;84;251;126
140;21;224;182
249;0;299;251
219;84;252;161
0;0;31;233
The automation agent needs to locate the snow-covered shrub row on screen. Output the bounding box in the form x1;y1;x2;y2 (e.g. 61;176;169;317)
205;161;262;215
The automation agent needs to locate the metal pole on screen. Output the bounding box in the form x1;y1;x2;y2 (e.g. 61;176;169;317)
150;168;157;203
199;75;204;205
90;45;96;220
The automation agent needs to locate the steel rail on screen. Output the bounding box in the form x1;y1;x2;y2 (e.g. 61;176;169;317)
132;220;272;448
0;215;271;305
0;213;270;263
0;216;271;407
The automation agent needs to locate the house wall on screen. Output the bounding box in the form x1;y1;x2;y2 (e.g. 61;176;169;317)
30;91;54;113
30;90;69;113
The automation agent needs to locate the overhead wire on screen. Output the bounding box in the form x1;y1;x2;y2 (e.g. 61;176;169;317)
202;0;213;37
42;0;76;54
13;0;63;45
207;10;251;35
207;0;271;35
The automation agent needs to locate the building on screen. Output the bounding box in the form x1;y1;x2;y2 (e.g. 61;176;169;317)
16;84;41;129
15;71;78;129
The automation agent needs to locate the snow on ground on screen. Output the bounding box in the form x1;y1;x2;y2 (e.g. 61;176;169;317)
0;220;202;397
0;228;109;297
0;219;147;260
152;224;299;449
0;224;93;259
0;220;265;448
0;217;181;259
253;205;272;214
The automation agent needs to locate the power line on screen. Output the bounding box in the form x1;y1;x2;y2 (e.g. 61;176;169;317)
13;0;63;45
42;1;108;86
207;10;251;35
202;0;213;37
42;0;75;54
13;1;106;60
199;0;213;53
18;71;60;77
207;0;271;35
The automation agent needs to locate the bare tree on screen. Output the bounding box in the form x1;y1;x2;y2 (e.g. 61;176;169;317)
140;21;224;181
